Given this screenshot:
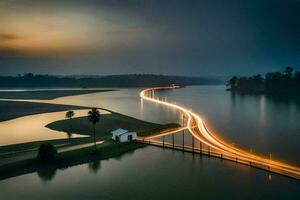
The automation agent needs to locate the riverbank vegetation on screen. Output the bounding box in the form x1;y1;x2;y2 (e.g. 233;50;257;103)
0;137;145;180
0;137;93;156
227;67;300;97
0;109;180;180
0;73;223;88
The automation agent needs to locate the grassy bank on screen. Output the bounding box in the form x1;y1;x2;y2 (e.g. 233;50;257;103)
46;112;180;137
0;138;146;181
0;101;87;122
0;89;116;100
0;137;93;155
0;111;180;180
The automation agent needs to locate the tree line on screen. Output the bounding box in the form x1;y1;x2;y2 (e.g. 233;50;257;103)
0;73;222;88
227;67;300;96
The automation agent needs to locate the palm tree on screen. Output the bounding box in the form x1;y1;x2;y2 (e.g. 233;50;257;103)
88;108;100;151
65;110;75;138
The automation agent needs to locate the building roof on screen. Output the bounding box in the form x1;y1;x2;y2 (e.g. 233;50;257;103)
111;128;129;136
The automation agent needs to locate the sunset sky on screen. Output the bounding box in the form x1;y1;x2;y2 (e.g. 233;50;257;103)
0;0;299;76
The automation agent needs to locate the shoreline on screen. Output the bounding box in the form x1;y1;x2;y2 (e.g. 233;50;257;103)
0;110;180;180
0;101;89;122
0;89;118;122
0;138;146;181
0;89;117;100
0;88;181;181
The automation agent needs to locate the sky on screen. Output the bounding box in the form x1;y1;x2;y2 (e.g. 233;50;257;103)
0;0;299;76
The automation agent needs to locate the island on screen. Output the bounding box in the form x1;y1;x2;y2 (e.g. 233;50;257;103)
0;108;180;180
227;67;300;98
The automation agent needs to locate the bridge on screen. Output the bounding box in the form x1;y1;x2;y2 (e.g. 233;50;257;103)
139;86;300;180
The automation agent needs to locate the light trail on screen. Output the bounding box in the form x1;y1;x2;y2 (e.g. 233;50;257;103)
140;86;300;180
140;127;187;140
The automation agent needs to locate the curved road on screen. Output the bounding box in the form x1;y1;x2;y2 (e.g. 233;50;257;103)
140;86;300;180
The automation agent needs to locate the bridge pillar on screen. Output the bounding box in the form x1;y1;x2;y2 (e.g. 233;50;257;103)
192;136;194;154
172;134;174;150
182;131;185;150
182;115;185;150
163;136;165;148
200;141;202;154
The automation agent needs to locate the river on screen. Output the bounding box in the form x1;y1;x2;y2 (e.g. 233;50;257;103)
0;86;299;199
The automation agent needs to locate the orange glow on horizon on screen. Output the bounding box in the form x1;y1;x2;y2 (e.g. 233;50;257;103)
0;4;153;56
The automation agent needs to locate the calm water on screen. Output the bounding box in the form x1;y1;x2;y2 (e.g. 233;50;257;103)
0;86;300;199
46;86;300;164
0;110;90;146
0;147;299;199
157;86;300;165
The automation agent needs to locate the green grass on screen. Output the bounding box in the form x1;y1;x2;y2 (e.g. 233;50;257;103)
0;138;145;181
46;112;180;137
0;112;180;180
0;89;115;100
57;138;145;164
0;137;93;155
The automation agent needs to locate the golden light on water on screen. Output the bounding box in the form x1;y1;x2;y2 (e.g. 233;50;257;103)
140;87;300;180
0;110;89;146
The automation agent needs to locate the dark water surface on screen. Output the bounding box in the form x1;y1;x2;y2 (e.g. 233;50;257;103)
158;86;300;165
0;146;299;199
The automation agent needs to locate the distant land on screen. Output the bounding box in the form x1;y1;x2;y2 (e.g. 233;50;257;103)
227;67;300;98
0;74;224;88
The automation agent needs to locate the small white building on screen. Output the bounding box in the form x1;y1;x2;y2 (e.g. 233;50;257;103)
111;128;137;142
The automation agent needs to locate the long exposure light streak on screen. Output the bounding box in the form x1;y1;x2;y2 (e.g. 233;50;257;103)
140;86;300;180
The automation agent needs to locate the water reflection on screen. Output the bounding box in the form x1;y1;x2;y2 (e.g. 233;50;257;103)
48;88;180;125
259;95;266;125
0;110;89;146
1;146;299;200
66;131;73;139
154;86;300;164
2;86;300;166
88;161;101;174
37;168;57;182
1;87;300;198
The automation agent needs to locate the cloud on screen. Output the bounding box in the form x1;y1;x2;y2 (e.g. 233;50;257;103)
0;0;299;75
0;2;165;57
